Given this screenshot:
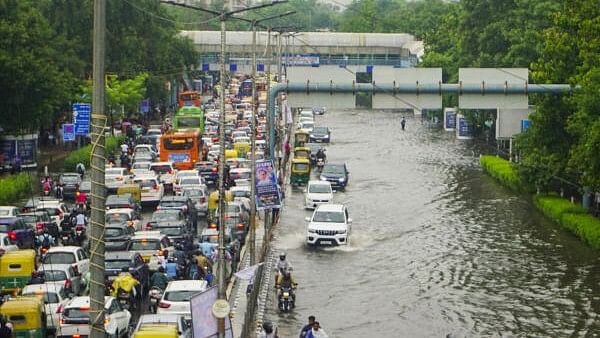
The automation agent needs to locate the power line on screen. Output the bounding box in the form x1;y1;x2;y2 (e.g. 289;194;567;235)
122;0;220;26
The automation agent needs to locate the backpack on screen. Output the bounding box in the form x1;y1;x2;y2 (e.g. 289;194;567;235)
41;234;51;247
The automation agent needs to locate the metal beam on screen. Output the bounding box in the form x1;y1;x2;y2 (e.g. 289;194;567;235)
267;82;578;156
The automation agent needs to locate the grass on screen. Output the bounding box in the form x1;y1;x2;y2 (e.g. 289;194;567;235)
0;173;33;205
533;194;586;224
64;136;124;171
480;155;523;192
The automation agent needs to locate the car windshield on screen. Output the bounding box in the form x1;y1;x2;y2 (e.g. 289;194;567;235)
322;165;345;175
151;165;172;174
105;228;124;237
184;190;204;198
181;178;200;185
136;180;156;188
42;253;75;264
158;227;183;236
64;308;89;319
22;292;59;304
21;215;40;223
152;211;180;222
42;270;68;282
309;184;331;193
312;127;327;134
164;290;201;302
0;210;11;216
160;201;185;208
38;208;60;216
135;147;151;153
106;169;123;176
61;175;80;183
130;240;160;250
106;213;129;223
312;211;345;223
225;205;240;213
105;260;131;270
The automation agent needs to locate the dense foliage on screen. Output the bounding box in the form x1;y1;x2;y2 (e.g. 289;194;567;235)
0;173;34;205
0;0;198;132
479;155;524;192
64;136;124;171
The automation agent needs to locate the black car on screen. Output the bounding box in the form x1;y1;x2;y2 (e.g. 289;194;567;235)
20;211;59;238
106;194;141;217
104;251;149;288
319;163;349;190
0;217;34;248
309;127;331;143
195;161;219;186
158;196;196;219
105;224;135;251
59;173;82;199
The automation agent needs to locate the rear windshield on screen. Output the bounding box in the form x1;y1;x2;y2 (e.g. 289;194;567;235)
105;228;124;237
181;178;201;185
61;176;80;183
64;308;89;320
22;292;59;304
158;227;183;236
136;180;157;188
130;240;160;251
164;290;201;302
152;212;180;222
21;215;40;223
150;165;173;174
42;252;76;265
105;260;131;270
309;184;331;194
106;213;129;223
38;208;60;216
0;210;12;216
159;201;185;208
43;270;67;282
106;169;123;176
0;224;8;232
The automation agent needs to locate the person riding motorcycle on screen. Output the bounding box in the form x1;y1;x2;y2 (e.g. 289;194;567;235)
111;267;140;304
76;163;86;179
150;266;169;291
36;229;54;255
194;252;212;279
274;252;292;283
276;270;298;301
75;191;88;210
42;176;52;195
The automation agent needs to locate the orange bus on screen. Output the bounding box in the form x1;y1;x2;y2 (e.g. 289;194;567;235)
160;129;203;170
178;91;201;108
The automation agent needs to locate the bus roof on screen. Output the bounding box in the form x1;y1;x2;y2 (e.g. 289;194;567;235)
163;129;201;137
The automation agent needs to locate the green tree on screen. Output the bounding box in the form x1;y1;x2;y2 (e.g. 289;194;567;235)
0;0;75;132
78;73;149;117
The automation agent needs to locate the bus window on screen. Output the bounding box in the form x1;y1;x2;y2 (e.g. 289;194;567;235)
176;117;202;128
163;138;194;150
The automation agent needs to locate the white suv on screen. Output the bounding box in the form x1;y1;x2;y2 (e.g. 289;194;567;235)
304;180;333;209
305;204;352;246
58;296;131;338
157;280;208;319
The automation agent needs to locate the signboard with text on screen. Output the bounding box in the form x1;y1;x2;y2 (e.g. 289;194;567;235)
62;124;75;142
255;159;282;210
72;103;91;135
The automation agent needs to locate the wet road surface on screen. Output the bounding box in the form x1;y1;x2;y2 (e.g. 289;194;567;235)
265;110;600;337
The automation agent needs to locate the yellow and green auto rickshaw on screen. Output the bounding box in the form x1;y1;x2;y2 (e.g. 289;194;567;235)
117;183;142;204
233;142;250;158
0;249;36;295
0;297;47;338
225;149;239;160
133;324;179;338
208;190;233;222
294;130;309;147
293;146;311;160
290;158;311;186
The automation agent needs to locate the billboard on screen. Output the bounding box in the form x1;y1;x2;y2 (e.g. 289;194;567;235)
255;159;282;210
443;108;457;131
456;114;473;140
285;53;320;67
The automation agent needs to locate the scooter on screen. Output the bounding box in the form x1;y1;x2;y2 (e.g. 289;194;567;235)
316;158;325;172
148;287;163;313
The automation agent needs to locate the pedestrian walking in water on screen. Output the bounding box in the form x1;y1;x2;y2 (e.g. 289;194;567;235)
401;116;406;131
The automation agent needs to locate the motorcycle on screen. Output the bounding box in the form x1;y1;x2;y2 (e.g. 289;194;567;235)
55;184;64;199
60;229;73;246
148;287;163;313
117;288;133;310
316;158;325;172
74;225;86;246
278;286;295;312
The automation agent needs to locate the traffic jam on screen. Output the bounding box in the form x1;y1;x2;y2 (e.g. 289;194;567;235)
0;74;276;338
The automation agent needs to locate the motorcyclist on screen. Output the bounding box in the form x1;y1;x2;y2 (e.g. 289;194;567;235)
316;148;326;162
120;143;129;155
274;252;291;283
76;163;85;179
150;266;169;291
36;228;55;248
257;320;278;338
75;191;88;210
194;252;212;279
276;270;298;305
75;212;86;228
111;267;140;304
42;176;52;195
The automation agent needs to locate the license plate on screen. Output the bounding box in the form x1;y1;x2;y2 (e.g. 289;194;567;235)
76;231;82;235
316;139;323;142
320;240;332;245
62;236;69;240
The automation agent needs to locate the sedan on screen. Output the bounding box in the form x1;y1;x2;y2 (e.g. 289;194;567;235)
319;163;349;191
309;126;331;143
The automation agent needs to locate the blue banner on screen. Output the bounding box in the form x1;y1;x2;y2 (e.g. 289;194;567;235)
255;159;282;210
521;119;530;132
445;111;456;130
202;63;210;71
140;99;150;114
72;103;91;135
229;64;237;72
62;124;75;142
457;115;473;139
257;64;265;72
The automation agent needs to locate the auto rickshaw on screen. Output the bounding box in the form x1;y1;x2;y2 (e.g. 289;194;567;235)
0;250;36;295
290;158;311;186
0;297;47;337
208;190;233;222
294;130;309;147
117;183;142;204
233;142;250;158
294;146;311;160
133;324;179;338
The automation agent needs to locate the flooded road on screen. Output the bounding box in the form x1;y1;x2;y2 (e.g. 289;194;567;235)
265;110;600;337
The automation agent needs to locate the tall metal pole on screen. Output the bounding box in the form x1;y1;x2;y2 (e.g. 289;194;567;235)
90;0;106;337
277;33;282;83
217;14;227;338
249;22;257;266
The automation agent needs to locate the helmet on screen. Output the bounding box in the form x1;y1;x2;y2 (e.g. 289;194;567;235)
158;266;165;273
262;320;273;334
283;270;291;279
279;252;286;260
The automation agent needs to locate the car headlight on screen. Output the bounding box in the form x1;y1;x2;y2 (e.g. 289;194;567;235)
308;228;316;233
320;176;327;181
338;177;345;182
324;135;329;138
337;229;346;234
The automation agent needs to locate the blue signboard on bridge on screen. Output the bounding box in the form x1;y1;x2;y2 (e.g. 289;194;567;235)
62;124;75;142
72;103;91;135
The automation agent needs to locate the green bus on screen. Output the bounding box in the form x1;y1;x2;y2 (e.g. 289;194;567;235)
174;106;204;133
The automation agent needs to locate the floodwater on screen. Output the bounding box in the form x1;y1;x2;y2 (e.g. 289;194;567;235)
265;110;600;337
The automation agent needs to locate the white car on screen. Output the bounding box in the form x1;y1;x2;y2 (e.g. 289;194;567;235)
299;116;314;125
305;204;352;246
146;128;162;137
105;167;128;181
299;110;314;119
106;208;142;231
157;280;208;319
149;162;176;191
129;231;173;271
174;170;201;194
0;206;20;218
133;176;164;205
131;161;152;175
41;246;90;276
229;168;251;186
231;131;248;139
38;263;83;296
0;233;18;255
304;180;334;209
183;188;208;216
233;136;250;145
134;144;158;158
298;121;314;132
135;314;191;338
21;284;69;333
59;296;131;338
175;176;205;195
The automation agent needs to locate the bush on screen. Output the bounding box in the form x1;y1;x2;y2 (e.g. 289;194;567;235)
562;213;600;250
533;194;586;224
0;173;34;205
480;155;523;192
64;136;124;171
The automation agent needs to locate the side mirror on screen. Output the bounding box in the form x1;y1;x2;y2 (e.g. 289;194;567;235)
347;218;353;224
304;217;310;222
302;189;307;193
